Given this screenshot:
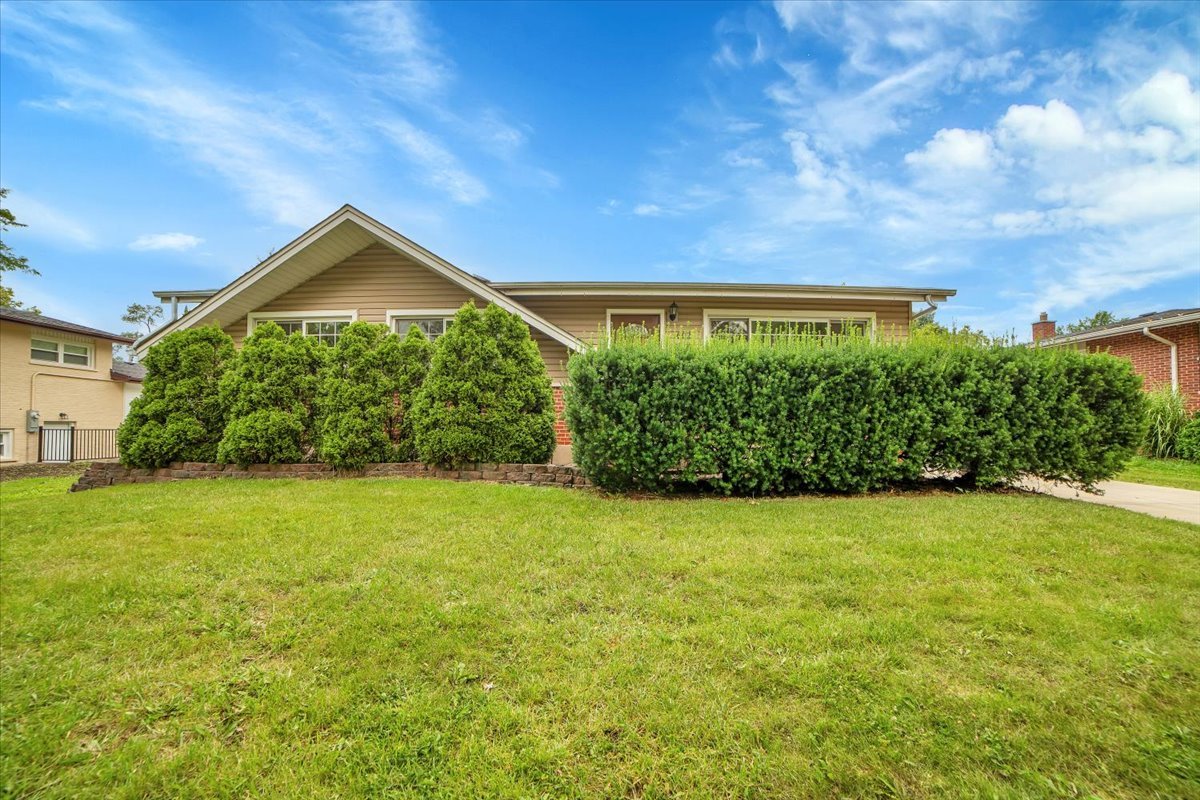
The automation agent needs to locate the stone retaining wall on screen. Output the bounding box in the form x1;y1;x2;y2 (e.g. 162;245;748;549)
70;461;591;492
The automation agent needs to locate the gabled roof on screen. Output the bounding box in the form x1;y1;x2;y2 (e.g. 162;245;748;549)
0;306;134;343
1040;307;1200;346
135;205;586;354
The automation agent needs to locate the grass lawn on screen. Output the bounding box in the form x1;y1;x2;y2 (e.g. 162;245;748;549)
2;477;1198;798
1119;456;1200;492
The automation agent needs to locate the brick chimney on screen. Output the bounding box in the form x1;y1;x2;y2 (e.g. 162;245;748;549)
1031;311;1056;342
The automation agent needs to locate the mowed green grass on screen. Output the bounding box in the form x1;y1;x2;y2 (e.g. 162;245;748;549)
1119;456;1200;492
1;477;1198;799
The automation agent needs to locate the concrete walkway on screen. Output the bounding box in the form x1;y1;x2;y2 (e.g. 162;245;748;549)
1020;478;1200;525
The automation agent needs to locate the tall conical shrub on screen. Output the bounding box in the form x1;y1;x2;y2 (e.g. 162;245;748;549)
411;302;555;466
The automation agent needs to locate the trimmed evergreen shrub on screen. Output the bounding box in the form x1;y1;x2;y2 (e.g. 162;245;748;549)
411;302;556;467
565;337;1146;493
1176;411;1200;463
1142;387;1188;458
118;326;236;468
216;322;326;466
315;321;432;469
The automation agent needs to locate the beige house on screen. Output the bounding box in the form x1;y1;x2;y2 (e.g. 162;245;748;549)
138;205;956;462
1;307;144;466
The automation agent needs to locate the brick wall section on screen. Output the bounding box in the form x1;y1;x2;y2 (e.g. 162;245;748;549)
70;461;591;492
552;386;571;445
1084;322;1200;412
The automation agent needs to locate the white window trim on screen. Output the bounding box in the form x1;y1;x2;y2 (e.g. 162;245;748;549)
28;335;95;370
0;429;14;462
247;310;358;331
701;309;877;343
606;308;666;343
386;309;460;339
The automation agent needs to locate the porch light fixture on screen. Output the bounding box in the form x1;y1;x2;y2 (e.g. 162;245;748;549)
668;302;678;322
58;412;68;420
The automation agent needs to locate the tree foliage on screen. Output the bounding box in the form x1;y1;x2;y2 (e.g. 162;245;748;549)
1063;311;1121;334
411;303;556;467
314;321;432;469
122;303;164;335
118;326;236;467
0;187;40;312
216;322;327;466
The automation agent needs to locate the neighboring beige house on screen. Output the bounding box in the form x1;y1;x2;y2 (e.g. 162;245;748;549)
137;205;956;462
1;307;144;466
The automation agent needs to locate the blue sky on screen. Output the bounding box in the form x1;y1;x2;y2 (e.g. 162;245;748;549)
1;0;1197;339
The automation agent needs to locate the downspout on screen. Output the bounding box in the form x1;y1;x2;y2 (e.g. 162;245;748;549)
911;294;938;322
1141;327;1178;391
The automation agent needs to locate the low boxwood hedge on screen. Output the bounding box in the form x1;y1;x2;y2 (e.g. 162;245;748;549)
565;337;1146;493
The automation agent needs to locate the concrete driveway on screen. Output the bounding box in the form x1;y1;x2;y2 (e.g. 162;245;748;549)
1021;478;1200;525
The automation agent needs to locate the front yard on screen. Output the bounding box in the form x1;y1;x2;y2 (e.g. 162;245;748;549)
1;477;1197;798
1119;456;1200;492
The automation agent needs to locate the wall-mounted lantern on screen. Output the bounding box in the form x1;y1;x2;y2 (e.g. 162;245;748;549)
668;302;678;322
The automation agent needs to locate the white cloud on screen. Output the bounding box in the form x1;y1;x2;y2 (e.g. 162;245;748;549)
376;118;488;205
633;203;664;217
905;128;998;172
1118;69;1200;152
997;99;1086;150
128;232;203;252
332;1;451;99
3;191;96;248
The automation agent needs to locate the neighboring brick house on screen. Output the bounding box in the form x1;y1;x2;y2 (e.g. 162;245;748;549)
0;307;145;465
1033;308;1200;412
136;205;956;464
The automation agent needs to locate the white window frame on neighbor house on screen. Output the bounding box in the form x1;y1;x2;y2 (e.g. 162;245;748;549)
386;309;460;342
701;309;877;343
28;335;94;369
606;308;667;343
246;310;358;346
0;429;13;462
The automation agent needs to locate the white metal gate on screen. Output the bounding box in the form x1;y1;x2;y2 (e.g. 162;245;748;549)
39;423;73;463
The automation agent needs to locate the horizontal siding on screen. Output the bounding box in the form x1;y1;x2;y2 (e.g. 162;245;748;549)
226;243;483;345
515;296;913;345
220;243;913;381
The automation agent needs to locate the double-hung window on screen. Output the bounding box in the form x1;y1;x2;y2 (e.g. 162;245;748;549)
248;313;354;346
0;429;13;461
706;312;873;343
30;337;92;366
388;311;458;342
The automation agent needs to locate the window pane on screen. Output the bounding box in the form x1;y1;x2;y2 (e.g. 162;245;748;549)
0;431;11;458
831;319;870;336
709;318;749;339
30;339;59;362
394;318;446;340
62;344;90;365
304;318;349;346
275;320;303;335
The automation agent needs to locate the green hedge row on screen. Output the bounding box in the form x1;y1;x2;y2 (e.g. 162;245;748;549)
564;338;1146;493
118;303;556;470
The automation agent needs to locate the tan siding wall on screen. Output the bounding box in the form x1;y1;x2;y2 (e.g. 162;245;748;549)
224;243;483;345
220;243;913;385
0;320;128;465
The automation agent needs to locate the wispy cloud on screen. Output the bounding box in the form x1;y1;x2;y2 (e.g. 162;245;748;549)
0;1;544;223
3;191;96;248
128;233;204;252
376;117;488;204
